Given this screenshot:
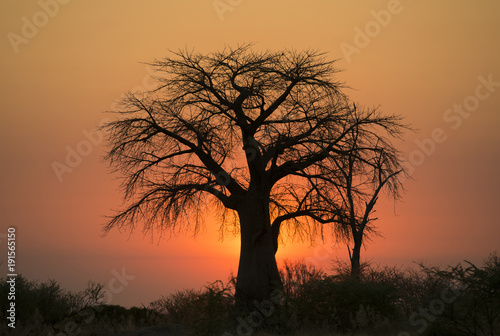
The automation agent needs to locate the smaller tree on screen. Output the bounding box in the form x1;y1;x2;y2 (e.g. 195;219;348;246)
308;106;407;278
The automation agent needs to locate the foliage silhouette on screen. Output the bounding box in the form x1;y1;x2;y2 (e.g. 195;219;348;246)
102;44;408;306
2;254;499;335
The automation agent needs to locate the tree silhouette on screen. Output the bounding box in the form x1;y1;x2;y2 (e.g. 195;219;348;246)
102;45;407;307
312;120;406;278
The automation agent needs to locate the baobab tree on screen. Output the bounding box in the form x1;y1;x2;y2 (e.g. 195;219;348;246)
102;45;407;307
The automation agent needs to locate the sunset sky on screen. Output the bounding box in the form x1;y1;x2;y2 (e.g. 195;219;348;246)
1;1;499;308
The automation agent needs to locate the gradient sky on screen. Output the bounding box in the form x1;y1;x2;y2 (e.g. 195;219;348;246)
1;1;499;308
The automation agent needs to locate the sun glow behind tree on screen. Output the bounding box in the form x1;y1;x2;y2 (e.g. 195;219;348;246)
103;45;408;308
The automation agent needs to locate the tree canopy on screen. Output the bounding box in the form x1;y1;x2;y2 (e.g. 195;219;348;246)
102;45;408;304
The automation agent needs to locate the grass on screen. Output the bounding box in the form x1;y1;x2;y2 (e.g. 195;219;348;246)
1;253;499;336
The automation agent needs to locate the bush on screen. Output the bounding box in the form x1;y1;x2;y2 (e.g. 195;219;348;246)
0;275;103;328
420;253;500;336
0;276;154;335
149;279;234;335
290;274;398;331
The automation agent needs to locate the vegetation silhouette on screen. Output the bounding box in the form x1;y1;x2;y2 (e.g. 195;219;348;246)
101;44;408;308
1;254;499;335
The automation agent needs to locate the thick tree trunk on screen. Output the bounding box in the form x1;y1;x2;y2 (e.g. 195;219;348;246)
350;237;362;279
235;197;282;310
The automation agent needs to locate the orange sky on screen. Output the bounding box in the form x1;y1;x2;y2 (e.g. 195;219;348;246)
1;1;499;308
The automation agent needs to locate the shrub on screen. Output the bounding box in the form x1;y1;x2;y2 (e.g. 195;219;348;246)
0;275;79;327
0;275;110;334
420;253;500;336
149;279;234;335
296;275;399;331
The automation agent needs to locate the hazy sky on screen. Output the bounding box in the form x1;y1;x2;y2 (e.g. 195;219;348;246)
1;1;499;307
